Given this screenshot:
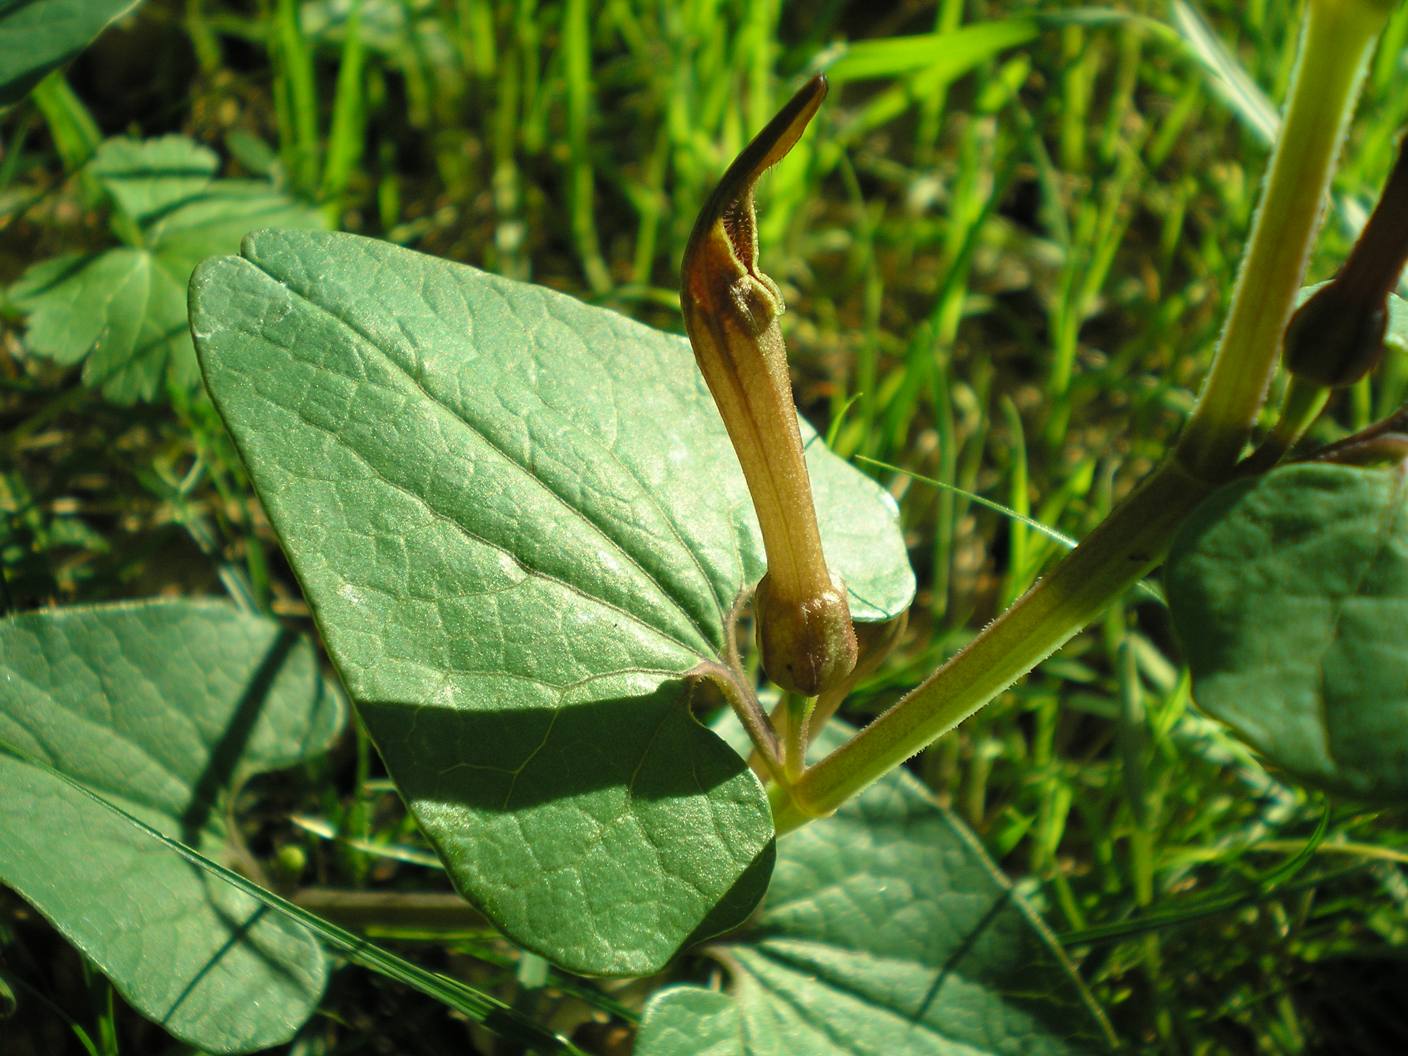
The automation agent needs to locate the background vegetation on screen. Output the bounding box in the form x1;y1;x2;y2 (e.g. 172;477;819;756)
4;0;1408;1051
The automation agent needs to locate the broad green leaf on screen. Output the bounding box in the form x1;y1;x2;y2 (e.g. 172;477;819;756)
0;0;142;107
190;228;915;975
636;725;1114;1056
0;599;346;1052
9;136;321;403
13;745;593;1056
1167;462;1408;800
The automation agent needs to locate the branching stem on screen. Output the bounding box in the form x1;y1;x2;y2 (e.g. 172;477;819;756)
771;0;1392;833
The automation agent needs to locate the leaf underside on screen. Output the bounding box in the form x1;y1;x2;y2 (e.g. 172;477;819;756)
0;599;346;1052
191;228;915;975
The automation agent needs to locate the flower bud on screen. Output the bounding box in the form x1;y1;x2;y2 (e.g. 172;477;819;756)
1283;285;1386;388
1285;131;1408;387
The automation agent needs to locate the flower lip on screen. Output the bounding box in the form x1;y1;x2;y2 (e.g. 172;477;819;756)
684;75;828;293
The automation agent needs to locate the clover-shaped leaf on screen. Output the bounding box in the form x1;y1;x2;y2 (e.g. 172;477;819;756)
190;228;915;974
9;136;321;403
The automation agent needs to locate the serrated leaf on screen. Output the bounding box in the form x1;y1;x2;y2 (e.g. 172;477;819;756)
10;246;191;400
190;228;915;975
90;135;220;228
0;0;142;107
9;137;322;403
0;599;346;1052
148;182;326;268
1167;462;1408;800
636;725;1114;1056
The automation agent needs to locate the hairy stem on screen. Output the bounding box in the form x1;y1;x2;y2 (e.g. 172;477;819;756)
775;462;1212;830
1175;0;1387;477
773;0;1391;832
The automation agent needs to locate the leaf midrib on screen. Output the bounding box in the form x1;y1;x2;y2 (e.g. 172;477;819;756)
244;254;723;660
492;279;734;642
241;379;704;665
741;941;1028;1056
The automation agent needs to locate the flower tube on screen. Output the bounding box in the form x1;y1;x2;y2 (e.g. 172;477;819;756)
680;75;857;696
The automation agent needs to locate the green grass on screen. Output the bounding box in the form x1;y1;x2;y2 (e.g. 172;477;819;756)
5;0;1408;1052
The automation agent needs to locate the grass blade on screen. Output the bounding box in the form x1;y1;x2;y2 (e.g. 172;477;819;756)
1168;0;1277;146
320;0;367;223
271;0;320;194
823;20;1039;82
859;455;1166;604
858;455;1079;550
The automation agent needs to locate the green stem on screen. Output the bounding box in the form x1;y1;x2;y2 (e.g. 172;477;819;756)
771;0;1392;835
775;462;1212;831
1175;0;1387;479
1244;376;1331;472
270;0;321;195
293;888;486;932
781;693;814;780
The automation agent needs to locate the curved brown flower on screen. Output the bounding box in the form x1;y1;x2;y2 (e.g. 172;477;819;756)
680;75;857;696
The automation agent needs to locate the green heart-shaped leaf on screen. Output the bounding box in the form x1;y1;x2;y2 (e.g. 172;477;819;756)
1167;461;1408;800
0;599;346;1052
190;228;915;974
636;725;1114;1056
